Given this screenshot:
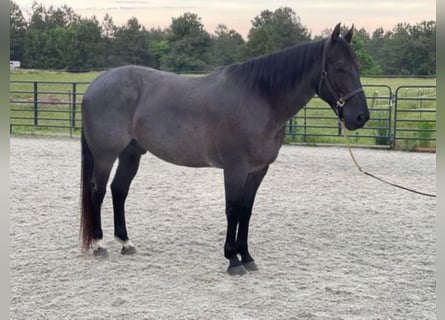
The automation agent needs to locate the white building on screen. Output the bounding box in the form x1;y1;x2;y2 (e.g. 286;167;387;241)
10;61;21;70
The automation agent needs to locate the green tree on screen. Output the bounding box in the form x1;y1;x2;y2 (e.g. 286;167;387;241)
45;4;79;28
244;27;272;58
101;13;117;67
161;12;212;72
28;1;46;30
350;28;382;75
23;29;46;68
367;27;390;73
147;27;169;69
315;25;382;75
10;1;27;61
407;21;436;75
66;17;103;70
113;17;155;66
22;2;85;69
245;7;311;57
390;23;413;75
368;21;436;75
12;1;436;75
44;26;73;69
210;24;245;67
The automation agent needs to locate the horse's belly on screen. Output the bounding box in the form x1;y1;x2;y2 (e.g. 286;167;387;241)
146;142;214;168
134;116;216;168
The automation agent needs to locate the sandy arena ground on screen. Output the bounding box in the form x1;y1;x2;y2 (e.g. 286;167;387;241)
10;136;436;319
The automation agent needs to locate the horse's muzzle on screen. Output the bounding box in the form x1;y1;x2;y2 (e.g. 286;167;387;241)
355;110;370;129
344;109;370;130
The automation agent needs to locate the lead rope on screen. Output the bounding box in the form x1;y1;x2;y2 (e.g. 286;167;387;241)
340;121;436;198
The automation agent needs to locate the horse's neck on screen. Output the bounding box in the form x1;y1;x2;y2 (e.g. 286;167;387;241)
259;43;322;123
269;71;319;124
224;40;323;124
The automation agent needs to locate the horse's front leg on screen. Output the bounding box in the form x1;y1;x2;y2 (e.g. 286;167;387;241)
223;167;248;275
236;166;269;271
224;202;247;275
223;165;269;275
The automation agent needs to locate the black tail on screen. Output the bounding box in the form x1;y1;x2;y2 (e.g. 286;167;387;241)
80;130;94;251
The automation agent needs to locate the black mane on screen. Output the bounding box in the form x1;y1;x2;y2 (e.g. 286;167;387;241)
225;40;325;101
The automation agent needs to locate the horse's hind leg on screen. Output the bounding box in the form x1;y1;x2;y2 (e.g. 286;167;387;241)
111;140;146;255
90;159;115;257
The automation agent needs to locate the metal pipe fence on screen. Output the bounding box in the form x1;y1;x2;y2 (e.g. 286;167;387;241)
10;80;88;136
9;81;436;150
392;86;436;150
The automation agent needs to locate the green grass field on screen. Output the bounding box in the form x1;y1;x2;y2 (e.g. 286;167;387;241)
10;69;103;82
10;69;437;87
9;70;436;150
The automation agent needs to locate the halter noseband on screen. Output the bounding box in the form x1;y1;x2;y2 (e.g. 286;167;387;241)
318;40;364;119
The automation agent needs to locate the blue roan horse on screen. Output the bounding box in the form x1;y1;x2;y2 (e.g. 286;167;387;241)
80;23;369;275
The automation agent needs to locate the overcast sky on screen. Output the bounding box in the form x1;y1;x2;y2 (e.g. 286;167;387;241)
14;0;436;38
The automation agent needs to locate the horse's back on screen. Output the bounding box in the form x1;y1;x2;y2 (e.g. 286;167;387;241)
83;65;206;116
83;65;171;109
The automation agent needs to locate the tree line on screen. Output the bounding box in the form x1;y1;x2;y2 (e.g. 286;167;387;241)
10;1;436;76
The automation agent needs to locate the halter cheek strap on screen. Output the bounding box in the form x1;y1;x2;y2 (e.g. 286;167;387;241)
318;40;364;118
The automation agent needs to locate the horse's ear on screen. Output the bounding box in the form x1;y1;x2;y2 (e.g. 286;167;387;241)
344;25;354;43
331;23;341;42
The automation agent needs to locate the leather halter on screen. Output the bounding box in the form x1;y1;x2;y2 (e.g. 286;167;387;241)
317;40;364;119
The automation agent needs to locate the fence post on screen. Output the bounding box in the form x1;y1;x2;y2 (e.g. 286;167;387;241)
71;83;77;129
388;96;393;149
33;82;38;126
303;105;307;143
392;89;398;150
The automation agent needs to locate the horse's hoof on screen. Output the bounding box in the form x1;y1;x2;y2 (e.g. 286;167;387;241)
227;265;247;276
93;247;109;257
243;261;258;272
121;245;136;255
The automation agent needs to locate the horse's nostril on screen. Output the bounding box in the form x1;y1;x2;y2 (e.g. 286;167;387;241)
356;112;370;126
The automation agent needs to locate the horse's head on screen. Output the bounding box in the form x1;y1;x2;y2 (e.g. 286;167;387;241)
317;23;370;130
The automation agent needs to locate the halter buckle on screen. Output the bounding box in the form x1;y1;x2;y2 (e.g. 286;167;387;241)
336;97;345;108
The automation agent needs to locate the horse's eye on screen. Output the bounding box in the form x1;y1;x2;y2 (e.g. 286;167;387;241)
334;63;346;72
